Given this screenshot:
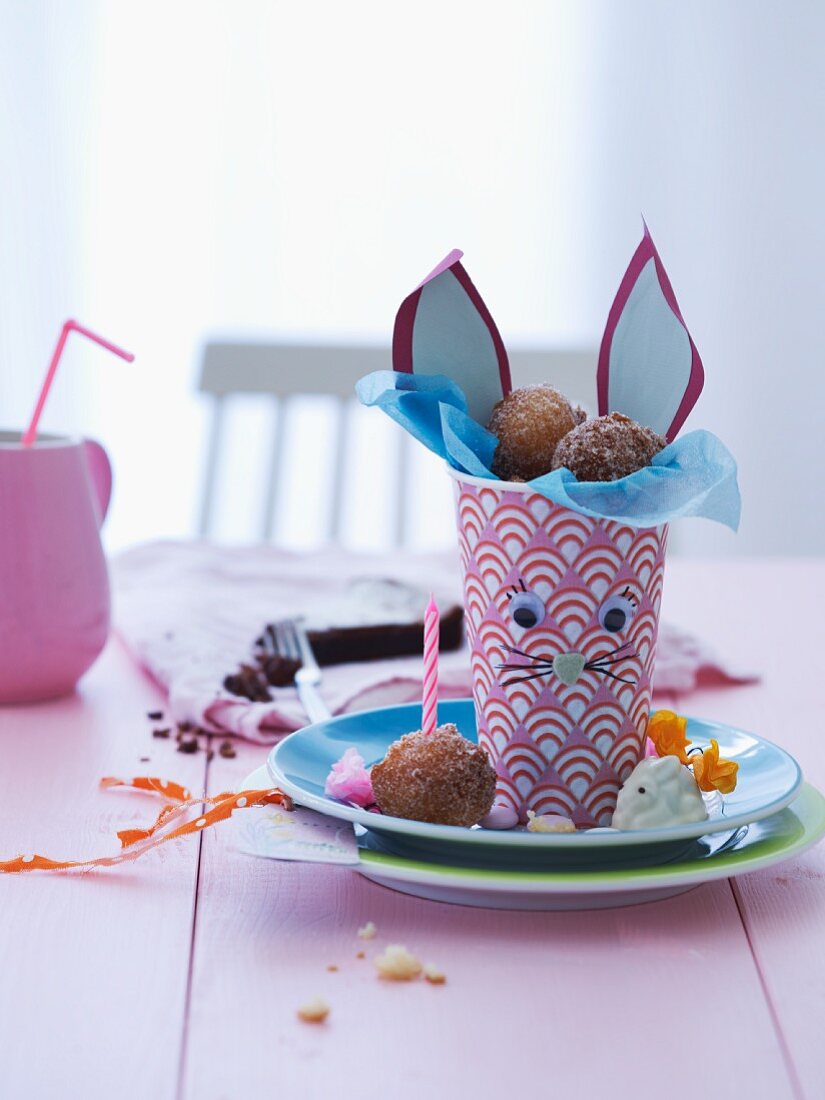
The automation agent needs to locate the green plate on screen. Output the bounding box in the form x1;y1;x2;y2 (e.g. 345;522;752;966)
356;784;825;910
240;763;825;911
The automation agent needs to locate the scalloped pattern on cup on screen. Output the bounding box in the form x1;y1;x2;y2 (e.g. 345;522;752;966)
455;481;667;827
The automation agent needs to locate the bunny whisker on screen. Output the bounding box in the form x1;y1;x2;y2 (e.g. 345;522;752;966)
501;669;553;687
586;653;633;669
496;661;553;672
586;643;636;668
590;668;636;686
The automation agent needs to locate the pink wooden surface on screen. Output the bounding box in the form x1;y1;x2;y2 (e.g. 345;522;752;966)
1;561;823;1100
663;560;825;1100
0;638;206;1098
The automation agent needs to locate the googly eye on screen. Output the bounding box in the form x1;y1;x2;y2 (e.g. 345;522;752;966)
509;590;546;630
598;593;637;634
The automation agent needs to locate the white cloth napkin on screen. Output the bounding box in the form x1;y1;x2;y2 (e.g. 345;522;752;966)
113;541;756;744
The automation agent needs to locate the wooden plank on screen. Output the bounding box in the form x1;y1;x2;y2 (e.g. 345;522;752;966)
0;639;206;1100
664;559;825;1100
182;728;794;1100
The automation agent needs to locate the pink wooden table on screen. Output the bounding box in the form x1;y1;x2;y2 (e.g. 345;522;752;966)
1;559;823;1100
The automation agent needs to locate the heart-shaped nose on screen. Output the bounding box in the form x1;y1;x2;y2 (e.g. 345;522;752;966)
552;652;586;686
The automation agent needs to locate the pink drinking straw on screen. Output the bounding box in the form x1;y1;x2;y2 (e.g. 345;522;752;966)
22;319;135;446
422;594;439;735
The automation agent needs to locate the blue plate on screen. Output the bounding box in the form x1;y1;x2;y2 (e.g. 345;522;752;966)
267;700;803;867
238;765;825;909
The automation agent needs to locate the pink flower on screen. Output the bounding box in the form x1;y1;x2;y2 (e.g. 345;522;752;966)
324;747;375;807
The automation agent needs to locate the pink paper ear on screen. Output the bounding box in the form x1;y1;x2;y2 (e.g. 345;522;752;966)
597;225;704;441
392;249;511;425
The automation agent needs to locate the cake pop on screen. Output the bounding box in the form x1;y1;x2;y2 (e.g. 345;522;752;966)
488;384;583;481
370;723;496;827
552;412;665;482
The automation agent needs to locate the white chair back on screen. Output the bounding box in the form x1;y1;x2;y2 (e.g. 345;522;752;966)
197;341;597;545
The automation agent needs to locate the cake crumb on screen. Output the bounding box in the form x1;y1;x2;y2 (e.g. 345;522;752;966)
297;997;330;1023
327;965;338;972
424;964;446;985
357;921;377;940
356;951;365;959
526;810;576;834
374;944;422;981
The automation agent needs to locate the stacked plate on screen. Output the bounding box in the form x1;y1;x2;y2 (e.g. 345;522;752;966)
258;700;823;910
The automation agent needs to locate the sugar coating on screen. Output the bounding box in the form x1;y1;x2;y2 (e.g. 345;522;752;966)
370;723;496;827
553;412;666;482
488;384;579;481
374;944;423;981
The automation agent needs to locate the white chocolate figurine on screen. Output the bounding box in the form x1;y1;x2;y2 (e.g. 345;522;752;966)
612;755;708;830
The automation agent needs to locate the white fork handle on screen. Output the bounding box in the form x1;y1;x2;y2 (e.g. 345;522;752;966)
295;678;332;724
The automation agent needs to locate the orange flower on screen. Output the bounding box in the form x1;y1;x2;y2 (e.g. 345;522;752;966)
692;738;739;794
647;710;691;764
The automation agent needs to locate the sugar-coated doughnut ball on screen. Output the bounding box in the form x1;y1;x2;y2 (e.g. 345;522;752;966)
552;412;666;482
370;723;496;827
488;384;580;482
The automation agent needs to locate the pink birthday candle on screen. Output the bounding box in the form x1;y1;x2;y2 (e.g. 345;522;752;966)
422;594;439;735
23;320;134;446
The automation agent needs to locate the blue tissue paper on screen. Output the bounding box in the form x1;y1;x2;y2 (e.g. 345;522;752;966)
356;371;740;530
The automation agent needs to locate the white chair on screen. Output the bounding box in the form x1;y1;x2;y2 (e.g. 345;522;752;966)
197;340;597;546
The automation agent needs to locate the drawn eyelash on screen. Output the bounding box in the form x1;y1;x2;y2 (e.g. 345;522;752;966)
505;578;527;601
621;585;638;607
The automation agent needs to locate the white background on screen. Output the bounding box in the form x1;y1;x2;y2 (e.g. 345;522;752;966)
1;1;822;554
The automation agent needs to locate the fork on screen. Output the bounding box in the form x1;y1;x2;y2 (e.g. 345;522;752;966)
271;618;332;725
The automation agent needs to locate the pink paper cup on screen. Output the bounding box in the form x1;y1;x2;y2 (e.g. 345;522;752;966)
450;469;668;827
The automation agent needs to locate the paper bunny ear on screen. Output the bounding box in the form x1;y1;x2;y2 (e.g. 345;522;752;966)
597;225;704;441
392;249;511;425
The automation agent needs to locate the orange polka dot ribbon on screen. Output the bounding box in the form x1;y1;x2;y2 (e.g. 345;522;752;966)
0;777;292;874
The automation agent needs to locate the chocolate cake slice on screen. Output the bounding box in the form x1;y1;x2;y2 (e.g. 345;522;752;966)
223;578;463;700
302;577;463;665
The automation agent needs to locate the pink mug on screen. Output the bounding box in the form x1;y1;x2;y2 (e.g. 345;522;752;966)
0;431;112;703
